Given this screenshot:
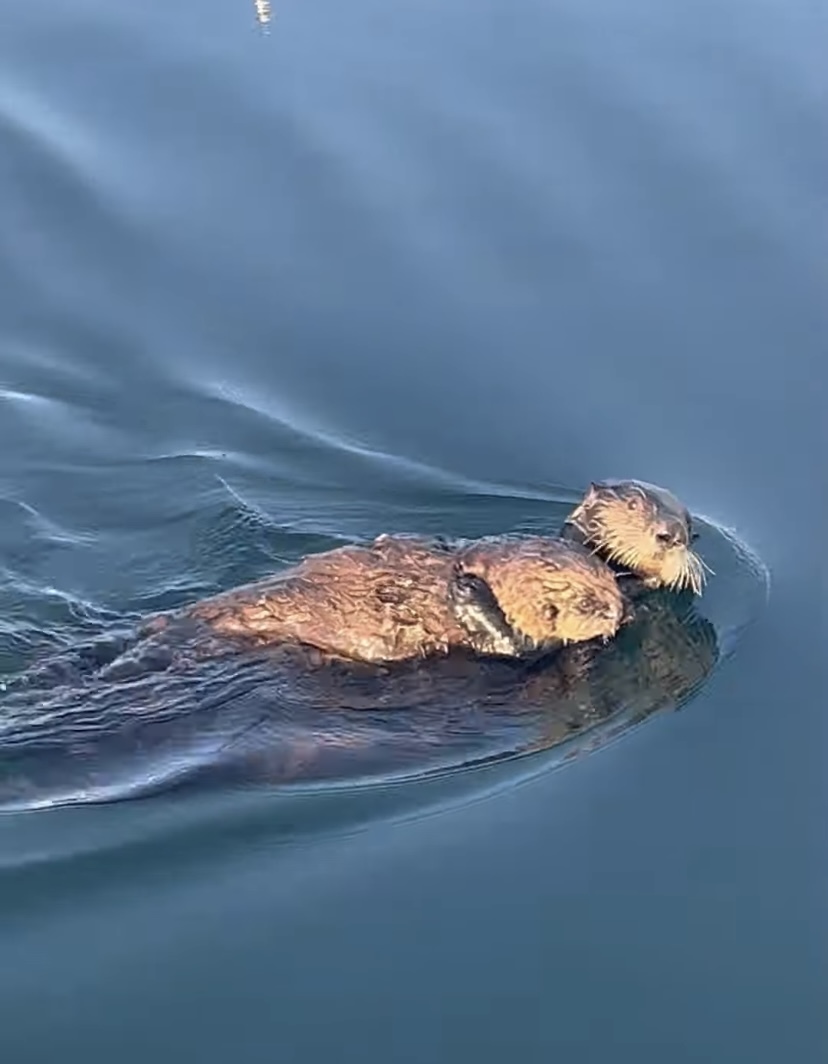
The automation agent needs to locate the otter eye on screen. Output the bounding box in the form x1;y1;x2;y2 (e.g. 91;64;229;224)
627;496;641;511
655;531;674;545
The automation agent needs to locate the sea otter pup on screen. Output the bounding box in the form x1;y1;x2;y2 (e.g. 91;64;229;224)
179;533;626;663
138;479;703;666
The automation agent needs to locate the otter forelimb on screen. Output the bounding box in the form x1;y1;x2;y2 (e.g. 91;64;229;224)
447;569;531;657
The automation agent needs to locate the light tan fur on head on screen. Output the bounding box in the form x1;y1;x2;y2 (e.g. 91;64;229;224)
565;480;707;594
458;537;626;647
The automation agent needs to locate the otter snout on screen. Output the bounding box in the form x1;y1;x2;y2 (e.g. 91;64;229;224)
597;599;625;626
565;480;706;594
656;519;689;548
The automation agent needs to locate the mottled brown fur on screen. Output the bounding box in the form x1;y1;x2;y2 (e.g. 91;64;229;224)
563;480;705;594
147;480;702;667
457;537;624;648
175;534;624;664
188;536;464;663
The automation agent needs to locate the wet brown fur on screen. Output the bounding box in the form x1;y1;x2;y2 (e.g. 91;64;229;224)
187;536;464;663
457;538;624;648
146;480;702;666
177;534;624;664
563;480;706;594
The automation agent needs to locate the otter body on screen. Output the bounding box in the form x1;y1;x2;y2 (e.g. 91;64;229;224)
132;480;705;668
172;533;626;664
71;480;704;673
187;536;471;663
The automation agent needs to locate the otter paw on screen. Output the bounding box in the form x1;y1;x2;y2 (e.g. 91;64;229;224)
448;570;528;657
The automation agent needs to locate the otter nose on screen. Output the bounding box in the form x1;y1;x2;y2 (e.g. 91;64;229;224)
656;520;688;548
601;599;628;627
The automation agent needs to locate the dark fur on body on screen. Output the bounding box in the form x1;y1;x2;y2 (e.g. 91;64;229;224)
0;586;717;809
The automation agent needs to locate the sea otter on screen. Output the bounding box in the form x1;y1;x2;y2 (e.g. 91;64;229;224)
0;481;712;808
562;479;706;594
132;479;704;666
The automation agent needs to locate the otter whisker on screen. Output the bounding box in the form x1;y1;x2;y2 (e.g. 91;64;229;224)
564;480;710;597
690;551;707;579
677;550;708;595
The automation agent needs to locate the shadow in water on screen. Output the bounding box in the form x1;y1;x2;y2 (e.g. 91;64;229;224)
0;587;717;813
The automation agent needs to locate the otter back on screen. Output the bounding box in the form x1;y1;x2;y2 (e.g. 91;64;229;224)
186;536;467;663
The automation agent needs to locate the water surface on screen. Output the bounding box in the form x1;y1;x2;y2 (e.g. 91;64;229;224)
0;1;823;1060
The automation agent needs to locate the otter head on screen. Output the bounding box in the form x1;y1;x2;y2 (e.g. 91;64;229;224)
458;538;629;651
564;480;706;595
549;571;629;646
505;541;630;648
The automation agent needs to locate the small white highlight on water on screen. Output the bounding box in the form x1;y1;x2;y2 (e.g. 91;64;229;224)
0;388;52;407
254;0;272;28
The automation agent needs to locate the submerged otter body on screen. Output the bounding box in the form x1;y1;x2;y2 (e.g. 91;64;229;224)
0;585;718;810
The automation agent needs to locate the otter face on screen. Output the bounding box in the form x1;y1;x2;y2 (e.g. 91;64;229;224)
565;480;707;595
549;565;628;646
542;557;625;646
459;538;628;651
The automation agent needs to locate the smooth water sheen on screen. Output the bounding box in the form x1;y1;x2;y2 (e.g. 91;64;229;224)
0;1;823;1061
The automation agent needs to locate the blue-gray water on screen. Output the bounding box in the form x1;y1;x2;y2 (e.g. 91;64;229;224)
0;0;823;1060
